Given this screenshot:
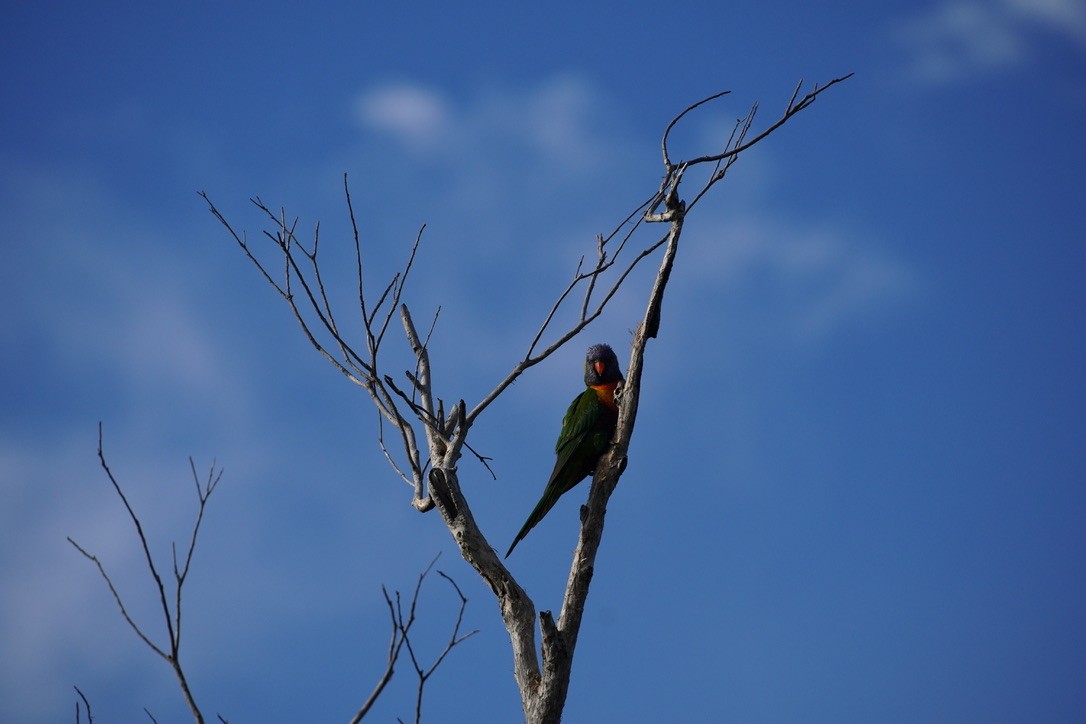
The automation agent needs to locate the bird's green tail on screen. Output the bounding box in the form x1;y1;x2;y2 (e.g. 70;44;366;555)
505;493;561;558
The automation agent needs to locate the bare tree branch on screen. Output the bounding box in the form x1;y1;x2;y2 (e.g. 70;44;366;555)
201;186;434;507
678;74;855;214
74;686;93;724
348;555;477;724
661;88;733;169
402;568;479;724
69;424;221;724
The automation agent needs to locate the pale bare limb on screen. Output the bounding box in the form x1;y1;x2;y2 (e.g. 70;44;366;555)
679;74;855;215
201;188;432;504
661;88;733;168
683;74;853;169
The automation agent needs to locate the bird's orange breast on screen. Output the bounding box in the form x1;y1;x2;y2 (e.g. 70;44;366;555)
590;383;620;412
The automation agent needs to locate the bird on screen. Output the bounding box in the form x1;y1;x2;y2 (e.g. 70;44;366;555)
505;343;625;558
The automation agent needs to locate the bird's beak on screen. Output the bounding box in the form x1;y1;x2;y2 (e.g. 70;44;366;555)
593;360;606;376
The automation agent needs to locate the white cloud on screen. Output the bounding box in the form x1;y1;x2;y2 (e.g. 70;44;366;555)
482;75;606;165
899;1;1025;84
682;213;914;347
353;76;613;168
2;165;260;441
897;0;1086;85
787;240;914;343
1005;0;1086;41
354;83;451;149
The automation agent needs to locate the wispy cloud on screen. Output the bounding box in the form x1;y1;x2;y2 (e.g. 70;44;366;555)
353;76;614;168
355;84;451;150
896;0;1086;85
1006;0;1086;40
681;212;915;348
0;433;173;720
2;165;259;439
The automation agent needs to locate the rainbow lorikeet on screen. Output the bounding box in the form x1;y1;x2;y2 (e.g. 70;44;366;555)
505;343;625;558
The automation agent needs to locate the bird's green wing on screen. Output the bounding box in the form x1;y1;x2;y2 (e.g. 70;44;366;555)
505;389;602;558
555;387;602;454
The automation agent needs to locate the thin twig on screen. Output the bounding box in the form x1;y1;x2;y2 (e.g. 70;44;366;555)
74;686;93;724
202;191;430;489
344;173;374;354
681;74;853;167
661;89;732;168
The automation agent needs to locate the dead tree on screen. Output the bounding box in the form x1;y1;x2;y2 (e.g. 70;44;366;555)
202;75;852;723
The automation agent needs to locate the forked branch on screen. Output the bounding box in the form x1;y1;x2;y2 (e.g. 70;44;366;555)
349;555;479;724
201;186;437;510
74;686;93;724
68;424;221;724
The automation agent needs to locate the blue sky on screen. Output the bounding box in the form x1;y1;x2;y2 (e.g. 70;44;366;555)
3;1;1085;721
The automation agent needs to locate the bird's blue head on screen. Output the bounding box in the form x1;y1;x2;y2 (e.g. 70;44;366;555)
584;343;624;386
